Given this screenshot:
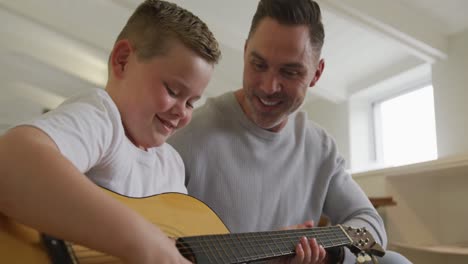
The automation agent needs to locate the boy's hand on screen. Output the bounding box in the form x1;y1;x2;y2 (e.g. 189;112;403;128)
124;223;192;264
270;220;327;264
142;237;191;264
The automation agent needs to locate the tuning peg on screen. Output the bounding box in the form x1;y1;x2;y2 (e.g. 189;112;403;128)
356;254;366;264
364;254;372;262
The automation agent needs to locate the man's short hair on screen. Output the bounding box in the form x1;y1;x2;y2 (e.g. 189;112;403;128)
116;0;220;64
248;0;325;56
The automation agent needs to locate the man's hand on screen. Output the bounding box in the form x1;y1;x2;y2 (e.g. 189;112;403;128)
270;220;327;264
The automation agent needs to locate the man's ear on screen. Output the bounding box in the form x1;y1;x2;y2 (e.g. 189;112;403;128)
309;59;325;87
110;39;132;79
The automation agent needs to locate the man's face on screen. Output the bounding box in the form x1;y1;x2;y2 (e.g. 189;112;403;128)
240;17;324;132
112;40;213;149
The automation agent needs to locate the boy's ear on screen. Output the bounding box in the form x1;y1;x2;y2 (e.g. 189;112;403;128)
110;40;132;79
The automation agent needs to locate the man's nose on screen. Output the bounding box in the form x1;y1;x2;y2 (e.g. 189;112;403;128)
260;72;281;94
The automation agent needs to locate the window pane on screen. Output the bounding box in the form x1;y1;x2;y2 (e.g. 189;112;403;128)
378;85;438;166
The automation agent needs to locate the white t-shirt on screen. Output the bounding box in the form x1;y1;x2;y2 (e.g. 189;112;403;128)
23;89;187;197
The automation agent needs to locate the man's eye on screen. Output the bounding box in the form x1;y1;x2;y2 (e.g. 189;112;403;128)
252;62;266;71
282;69;299;77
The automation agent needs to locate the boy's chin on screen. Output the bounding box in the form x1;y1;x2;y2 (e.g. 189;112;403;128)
150;134;169;147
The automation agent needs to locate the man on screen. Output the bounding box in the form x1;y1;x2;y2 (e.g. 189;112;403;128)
169;0;412;263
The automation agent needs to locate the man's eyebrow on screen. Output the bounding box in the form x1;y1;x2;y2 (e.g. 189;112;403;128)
282;62;305;69
250;51;265;61
250;51;305;69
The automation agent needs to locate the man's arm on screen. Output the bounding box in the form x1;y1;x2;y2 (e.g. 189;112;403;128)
0;126;189;264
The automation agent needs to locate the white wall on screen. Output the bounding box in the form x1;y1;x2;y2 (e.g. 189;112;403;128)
432;28;468;158
303;96;351;167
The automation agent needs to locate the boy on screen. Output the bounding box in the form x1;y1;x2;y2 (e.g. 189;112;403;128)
0;1;220;263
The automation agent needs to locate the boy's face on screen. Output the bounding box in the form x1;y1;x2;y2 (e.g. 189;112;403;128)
110;40;213;149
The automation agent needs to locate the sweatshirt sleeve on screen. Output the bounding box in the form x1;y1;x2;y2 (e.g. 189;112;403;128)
320;133;387;263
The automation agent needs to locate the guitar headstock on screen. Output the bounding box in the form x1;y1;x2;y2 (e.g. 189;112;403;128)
341;225;385;259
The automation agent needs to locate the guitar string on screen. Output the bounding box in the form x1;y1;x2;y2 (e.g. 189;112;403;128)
174;227;351;250
70;227;353;263
175;232;350;262
71;237;350;263
71;228;351;255
71;241;351;263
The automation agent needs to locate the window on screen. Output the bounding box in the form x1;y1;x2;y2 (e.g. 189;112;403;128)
374;85;438;167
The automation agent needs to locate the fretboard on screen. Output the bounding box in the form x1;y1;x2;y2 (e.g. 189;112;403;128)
176;225;351;264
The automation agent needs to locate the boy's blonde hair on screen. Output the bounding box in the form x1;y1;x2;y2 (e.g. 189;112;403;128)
115;0;221;64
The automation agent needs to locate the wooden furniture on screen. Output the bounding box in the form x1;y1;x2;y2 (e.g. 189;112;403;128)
318;196;396;227
369;196;397;209
354;155;468;264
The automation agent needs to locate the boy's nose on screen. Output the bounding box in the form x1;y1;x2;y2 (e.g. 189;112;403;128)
171;101;187;119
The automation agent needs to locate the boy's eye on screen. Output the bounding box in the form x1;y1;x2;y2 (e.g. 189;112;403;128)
164;83;176;96
186;102;194;109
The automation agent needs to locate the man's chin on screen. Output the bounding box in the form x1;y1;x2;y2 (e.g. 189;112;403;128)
253;118;284;131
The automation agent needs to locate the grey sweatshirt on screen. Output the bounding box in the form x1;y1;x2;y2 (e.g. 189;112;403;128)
169;92;387;263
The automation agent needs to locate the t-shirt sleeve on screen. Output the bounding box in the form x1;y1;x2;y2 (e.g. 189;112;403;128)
21;94;116;173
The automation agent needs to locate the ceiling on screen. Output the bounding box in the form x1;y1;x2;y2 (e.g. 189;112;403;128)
1;0;467;128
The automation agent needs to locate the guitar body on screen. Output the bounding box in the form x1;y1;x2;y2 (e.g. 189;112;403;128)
0;190;385;263
0;213;50;263
0;191;229;264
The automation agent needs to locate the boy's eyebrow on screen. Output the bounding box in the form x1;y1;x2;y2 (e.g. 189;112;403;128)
191;95;201;101
250;51;305;69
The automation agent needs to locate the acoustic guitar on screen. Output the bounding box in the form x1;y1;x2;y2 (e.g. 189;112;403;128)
0;189;385;263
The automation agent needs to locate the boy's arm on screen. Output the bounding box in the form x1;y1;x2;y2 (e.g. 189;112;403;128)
0;126;190;264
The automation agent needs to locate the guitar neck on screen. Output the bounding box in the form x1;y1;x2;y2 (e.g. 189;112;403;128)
176;225;351;263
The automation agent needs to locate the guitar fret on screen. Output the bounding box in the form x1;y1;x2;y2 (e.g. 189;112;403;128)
255;232;270;260
215;235;232;263
246;232;267;261
200;236;221;263
223;235;241;263
233;233;249;263
267;232;288;256
202;236;218;264
264;233;278;258
279;233;295;254
277;231;294;255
